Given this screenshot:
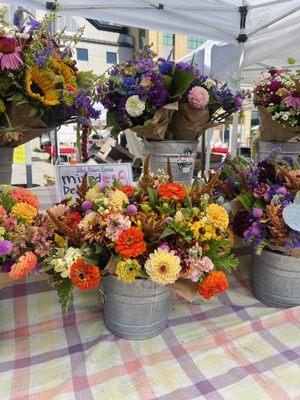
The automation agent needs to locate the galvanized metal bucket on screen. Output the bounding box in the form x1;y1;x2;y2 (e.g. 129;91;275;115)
257;141;300;162
0;147;14;185
251;250;300;308
141;140;198;184
101;275;171;340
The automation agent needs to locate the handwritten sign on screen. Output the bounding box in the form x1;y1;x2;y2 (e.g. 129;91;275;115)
56;163;133;200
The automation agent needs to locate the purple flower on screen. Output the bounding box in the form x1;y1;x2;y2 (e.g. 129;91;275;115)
164;217;173;223
176;62;195;73
251;222;261;236
0;240;13;256
27;18;41;34
82;201;93;211
277;187;287;196
127;204;137;215
254;183;270;199
122;77;135;88
159;243;171;252
2;259;14;273
158;59;175;74
253;208;263;218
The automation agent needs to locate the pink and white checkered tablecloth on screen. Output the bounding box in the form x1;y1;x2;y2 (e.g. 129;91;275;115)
1;255;300;400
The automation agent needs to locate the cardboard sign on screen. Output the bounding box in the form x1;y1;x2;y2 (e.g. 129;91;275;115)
56;163;133;200
13;144;26;164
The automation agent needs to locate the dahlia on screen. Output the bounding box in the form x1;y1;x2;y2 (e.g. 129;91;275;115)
9;252;37;280
187;86;209;109
206;204;229;231
108;189;129;210
85;185;101;203
11;202;37;223
12;187;40;209
145;248;181;285
197;271;228;299
157;183;186;202
115;259;141;283
116;227;146;258
125;95;145;117
70;258;101;290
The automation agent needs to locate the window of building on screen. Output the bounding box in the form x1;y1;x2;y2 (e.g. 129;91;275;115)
188;37;206;49
76;48;89;61
163;32;174;46
106;51;117;64
57;14;79;32
139;29;146;49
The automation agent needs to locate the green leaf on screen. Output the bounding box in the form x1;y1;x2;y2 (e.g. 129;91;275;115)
159;227;176;240
106;110;119;127
253;198;266;210
213;253;239;273
255;240;267;256
89;176;97;188
40;263;54;272
169;68;196;99
56;279;74;314
148;187;158;208
85;258;98;265
237;192;255;212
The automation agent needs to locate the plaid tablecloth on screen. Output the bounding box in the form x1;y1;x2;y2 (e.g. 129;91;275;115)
1;255;300;400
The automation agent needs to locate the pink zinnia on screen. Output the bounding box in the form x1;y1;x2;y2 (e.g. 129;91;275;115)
9;251;37;280
105;213;131;241
283;92;300;109
0;205;7;219
188;86;209;109
0;38;23;71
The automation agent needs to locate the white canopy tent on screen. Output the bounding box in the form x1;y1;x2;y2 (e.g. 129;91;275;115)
4;0;300;155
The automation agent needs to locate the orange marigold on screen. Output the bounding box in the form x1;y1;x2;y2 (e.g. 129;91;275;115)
197;271;228;300
12;187;40;210
9;252;37;280
70;258;101;290
115;227;146;258
157;183;186;201
118;185;134;197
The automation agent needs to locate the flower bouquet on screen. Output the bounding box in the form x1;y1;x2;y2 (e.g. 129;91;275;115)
169;74;244;140
97;48;199;141
0;7;99;150
0;186;54;289
44;157;237;337
253;59;300;142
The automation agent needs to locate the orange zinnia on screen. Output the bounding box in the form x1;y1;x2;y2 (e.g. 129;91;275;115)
70;258;101;290
115;227;146;258
157;183;186;202
197;271;228;299
12;187;40;210
118;185;134;197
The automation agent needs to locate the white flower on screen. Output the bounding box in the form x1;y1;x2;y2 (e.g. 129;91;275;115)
51;247;82;278
125;95;145;117
204;79;216;88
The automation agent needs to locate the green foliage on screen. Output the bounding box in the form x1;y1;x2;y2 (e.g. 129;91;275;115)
167;220;194;242
106;110;119;127
204;237;238;274
169;68;196;99
148;187;158;208
237;192;255;212
48;274;74;314
0;186;15;212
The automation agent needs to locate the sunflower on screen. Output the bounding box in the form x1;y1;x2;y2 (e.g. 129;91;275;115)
25;66;60;106
50;59;77;86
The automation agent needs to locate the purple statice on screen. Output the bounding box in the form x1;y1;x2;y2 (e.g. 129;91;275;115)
134;57;154;74
2;259;14;273
76;115;89;127
76;91;91;108
148;86;168;108
27;17;41;34
158;58;175;75
262;146;281;162
176;61;196;73
122;77;135;88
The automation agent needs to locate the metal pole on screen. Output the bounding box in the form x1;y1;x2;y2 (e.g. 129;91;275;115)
25;142;33;188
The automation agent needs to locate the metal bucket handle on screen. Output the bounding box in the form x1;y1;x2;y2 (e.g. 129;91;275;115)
99;283;107;303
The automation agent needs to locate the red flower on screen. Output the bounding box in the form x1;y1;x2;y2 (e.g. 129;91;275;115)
197;271;228;299
118;185;134;197
115;227;146;258
157;183;186;201
70;258;101;290
66;211;83;228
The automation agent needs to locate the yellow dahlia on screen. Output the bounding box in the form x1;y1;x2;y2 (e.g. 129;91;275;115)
115;259;141;283
25;66;60;106
85;185;101;203
206;204;229;231
145;248;181;285
11;202;37;223
108;189;129;210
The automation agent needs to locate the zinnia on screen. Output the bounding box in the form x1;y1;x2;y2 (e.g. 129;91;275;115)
12;187;40;210
125;95;145;117
145;248;181;285
118;185;134;197
0;38;23;70
11;202;37;223
116;227;146;258
197;271;228;299
187;86;209;109
9;252;37;280
115;259;141;283
206;204;229;231
70;258;101;290
157;183;186;202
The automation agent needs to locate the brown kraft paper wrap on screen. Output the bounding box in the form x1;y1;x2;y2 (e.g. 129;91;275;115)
0;102;53;147
169;102;210;141
258;106;300;142
131;102;178;141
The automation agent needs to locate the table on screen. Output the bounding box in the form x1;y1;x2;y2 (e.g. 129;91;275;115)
1;256;300;400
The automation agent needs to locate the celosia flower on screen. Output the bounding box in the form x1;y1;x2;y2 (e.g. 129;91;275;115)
70;258;101;290
0;205;7;219
116;227;146;258
11;202;37;223
206;204;229;231
105;213;131;241
9;252;37;280
0;240;13;256
12;187;40;209
125;95;145;117
197;271;228;299
115;259;141;282
145;248;181;285
187;86;209;109
157;183;186;201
